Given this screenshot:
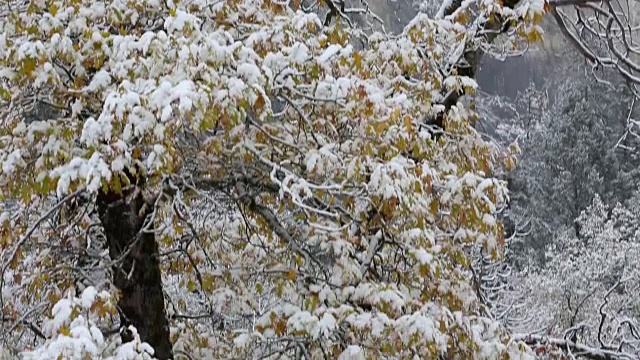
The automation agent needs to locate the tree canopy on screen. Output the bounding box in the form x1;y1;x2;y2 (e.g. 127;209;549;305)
0;0;601;358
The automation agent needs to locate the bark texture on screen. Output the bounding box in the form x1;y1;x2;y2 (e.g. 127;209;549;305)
97;186;173;360
431;0;522;130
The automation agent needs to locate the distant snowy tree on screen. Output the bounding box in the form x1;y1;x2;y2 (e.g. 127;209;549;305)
501;69;639;261
515;194;640;358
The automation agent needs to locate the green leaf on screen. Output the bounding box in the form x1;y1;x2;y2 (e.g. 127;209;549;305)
114;8;123;22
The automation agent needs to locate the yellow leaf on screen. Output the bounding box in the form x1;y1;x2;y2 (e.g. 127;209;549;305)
287;269;297;281
533;12;544;24
273;317;287;335
0;88;10;101
454;11;468;24
526;27;544;43
397;137;407;151
309;294;319;310
430;198;439;214
59;325;71;336
370;120;390;136
21;57;37;77
202;274;216;292
353;51;362;70
187;279;197;292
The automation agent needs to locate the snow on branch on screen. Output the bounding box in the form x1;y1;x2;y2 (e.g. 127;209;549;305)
552;0;640;97
514;333;637;360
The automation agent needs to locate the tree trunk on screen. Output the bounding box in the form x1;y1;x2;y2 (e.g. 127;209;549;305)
97;186;173;359
431;0;521;131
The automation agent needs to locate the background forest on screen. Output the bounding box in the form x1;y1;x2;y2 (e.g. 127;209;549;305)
469;9;640;358
1;0;640;358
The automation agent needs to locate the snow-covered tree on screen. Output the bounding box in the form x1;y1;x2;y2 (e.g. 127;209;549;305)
515;194;640;358
0;0;551;358
490;64;640;264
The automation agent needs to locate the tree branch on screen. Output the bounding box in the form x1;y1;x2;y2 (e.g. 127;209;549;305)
515;334;634;360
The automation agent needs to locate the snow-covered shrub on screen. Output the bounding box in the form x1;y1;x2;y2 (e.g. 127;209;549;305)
22;287;154;360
